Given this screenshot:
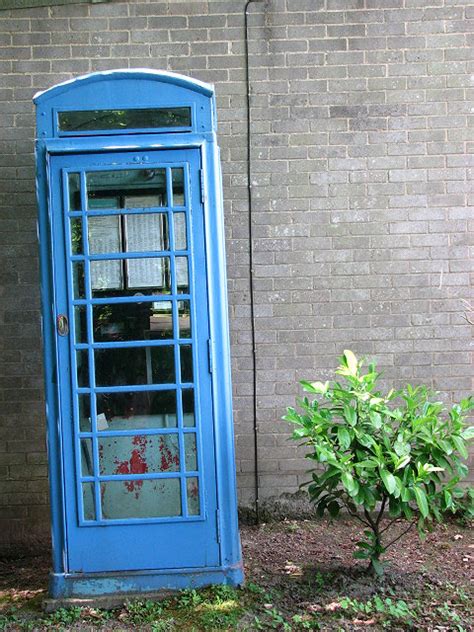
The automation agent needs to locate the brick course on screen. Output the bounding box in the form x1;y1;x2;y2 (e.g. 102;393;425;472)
0;0;472;545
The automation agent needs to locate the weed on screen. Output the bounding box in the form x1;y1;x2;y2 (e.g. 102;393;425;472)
151;617;176;631
176;588;203;609
44;606;83;626
340;595;416;625
124;599;163;624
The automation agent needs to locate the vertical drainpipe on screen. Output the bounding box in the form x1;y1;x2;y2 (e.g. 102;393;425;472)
244;0;265;525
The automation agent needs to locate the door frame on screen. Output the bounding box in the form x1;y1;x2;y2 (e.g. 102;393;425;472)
36;133;242;596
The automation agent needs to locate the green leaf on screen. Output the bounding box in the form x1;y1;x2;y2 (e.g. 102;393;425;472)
341;471;356;494
337;426;351;450
461;425;474;440
451;435;468;459
413;486;429;518
343;350;358;376
354;459;378;469
395;455;411;471
328;501;340;518
343;405;357;426
370;558;385;576
380;469;396;495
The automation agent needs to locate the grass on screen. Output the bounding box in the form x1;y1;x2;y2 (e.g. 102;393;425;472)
1;578;471;630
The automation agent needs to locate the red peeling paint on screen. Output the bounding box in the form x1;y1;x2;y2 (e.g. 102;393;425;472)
112;436;149;494
159;436;180;471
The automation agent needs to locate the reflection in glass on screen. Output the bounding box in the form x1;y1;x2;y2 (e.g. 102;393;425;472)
173;213;187;250
100;478;182;519
76;349;89;387
72;261;85;299
93;301;173;342
98;434;180;475
74;305;87;344
96;390;177;428
180;345;193;383
87;169;167;210
80;438;93;476
78;394;91;432
182;389;195;427
184;433;197;471
70;218;83;254
172;168;185;206
186;477;200;516
68;173;81;211
82;482;95;521
59;107;191;133
175;256;189;293
178;301;191;338
95;345;175;387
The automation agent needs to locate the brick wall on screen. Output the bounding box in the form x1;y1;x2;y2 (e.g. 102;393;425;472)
0;0;472;545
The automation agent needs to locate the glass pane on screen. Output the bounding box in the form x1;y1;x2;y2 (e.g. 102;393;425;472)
76;349;89;387
72;261;85;299
90;257;171;296
95;345;175;387
186;477;200;516
91;260;123;292
127;257;169;290
180;345;193;383
82;483;95;521
175;256;189;293
96;390;177;430
172;168;185;206
182;389;195;427
80;438;93;476
87;169;167;210
125;214;168;252
93;301;173;342
59;107;191;133
178;300;191;338
173;213;187;250
68;173;81;211
78;393;91;432
184;433;197;471
100;478;182;519
74;305;87;344
98;434;180;475
70;217;83;254
88;216;122;254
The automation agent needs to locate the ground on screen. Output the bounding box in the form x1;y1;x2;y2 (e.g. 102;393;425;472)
0;518;472;630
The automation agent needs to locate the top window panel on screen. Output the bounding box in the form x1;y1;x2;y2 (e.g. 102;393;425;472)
57;107;192;135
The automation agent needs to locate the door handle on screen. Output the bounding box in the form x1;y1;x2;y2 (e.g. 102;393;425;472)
56;314;69;336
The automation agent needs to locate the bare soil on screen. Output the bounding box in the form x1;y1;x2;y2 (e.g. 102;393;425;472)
0;517;472;630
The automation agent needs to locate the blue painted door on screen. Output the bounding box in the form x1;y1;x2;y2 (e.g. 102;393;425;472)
49;149;220;573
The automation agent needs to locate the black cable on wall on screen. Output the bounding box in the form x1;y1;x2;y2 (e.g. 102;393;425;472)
244;0;264;525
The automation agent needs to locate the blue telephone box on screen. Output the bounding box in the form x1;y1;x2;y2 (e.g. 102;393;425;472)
34;70;243;599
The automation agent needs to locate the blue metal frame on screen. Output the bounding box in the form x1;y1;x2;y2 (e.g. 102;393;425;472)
34;70;243;598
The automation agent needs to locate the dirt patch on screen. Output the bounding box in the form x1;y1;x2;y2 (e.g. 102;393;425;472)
0;518;472;629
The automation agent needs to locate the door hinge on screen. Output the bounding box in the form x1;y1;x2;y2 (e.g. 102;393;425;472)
199;169;206;205
207;338;213;373
216;509;221;544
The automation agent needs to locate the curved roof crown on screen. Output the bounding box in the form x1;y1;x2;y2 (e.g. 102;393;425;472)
34;69;214;104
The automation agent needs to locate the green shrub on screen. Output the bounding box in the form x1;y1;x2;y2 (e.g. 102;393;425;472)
284;351;474;575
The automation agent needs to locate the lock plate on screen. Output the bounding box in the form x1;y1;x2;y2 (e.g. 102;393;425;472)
56;314;69;336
